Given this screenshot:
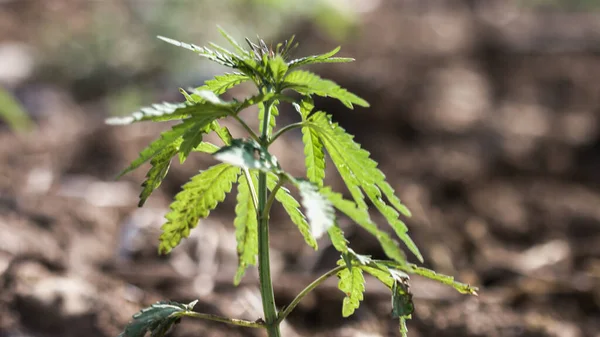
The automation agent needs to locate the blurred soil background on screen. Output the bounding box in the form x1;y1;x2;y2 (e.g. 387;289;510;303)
1;0;600;336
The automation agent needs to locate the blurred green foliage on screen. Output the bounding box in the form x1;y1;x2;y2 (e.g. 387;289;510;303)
0;87;32;131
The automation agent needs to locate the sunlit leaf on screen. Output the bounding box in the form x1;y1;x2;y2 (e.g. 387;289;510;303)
336;259;365;317
159;164;240;254
283;70;368;109
233;173;258;285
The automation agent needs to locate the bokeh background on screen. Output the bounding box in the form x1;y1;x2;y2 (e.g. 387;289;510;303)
1;1;600;336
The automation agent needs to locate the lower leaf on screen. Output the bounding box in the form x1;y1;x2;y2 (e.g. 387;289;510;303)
233;173;258;285
119;300;197;337
159;164;241;254
337;260;365;317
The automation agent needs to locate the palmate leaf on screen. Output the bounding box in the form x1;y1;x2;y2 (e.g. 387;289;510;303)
336;259;365;317
116;121;191;178
282;70;369;109
288;46;354;69
320;187;407;263
306;112;423;262
159;163;241;254
139;142;179;207
178;112;233;163
266;173;317;250
119;300;197;337
112;109;230;178
233;173;258;285
295;180;335;239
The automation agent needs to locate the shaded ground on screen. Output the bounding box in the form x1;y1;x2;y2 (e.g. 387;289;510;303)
1;2;600;337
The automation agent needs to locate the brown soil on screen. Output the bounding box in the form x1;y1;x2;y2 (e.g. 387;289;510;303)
1;2;600;337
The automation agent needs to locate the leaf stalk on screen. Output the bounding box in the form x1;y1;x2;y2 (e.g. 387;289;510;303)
179;311;265;329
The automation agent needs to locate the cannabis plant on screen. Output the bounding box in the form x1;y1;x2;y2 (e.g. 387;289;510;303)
108;28;477;337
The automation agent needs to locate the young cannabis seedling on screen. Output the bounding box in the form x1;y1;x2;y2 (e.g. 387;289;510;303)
108;28;478;337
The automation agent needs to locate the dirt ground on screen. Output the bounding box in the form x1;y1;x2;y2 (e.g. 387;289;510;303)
1;2;600;337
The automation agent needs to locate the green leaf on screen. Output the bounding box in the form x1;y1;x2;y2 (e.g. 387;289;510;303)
288;46;354;69
192;142;220;154
159;164;241;254
106;97;234;126
179;121;213;163
295;180;335;239
233;173;258;285
202;72;250;95
337;259;365;317
301;125;325;187
139;143;179;207
283;70;369;109
213;139;279;172
306;112;423;262
293;95;315;120
346;248;371;265
106;101;194;125
118;300;197;337
267;173;317;250
360;264;395;288
217;26;250;57
210;121;233;145
391;278;414;319
117;121;191;178
320;187;407;263
268;55;289;83
380;261;478;295
158;36;240;69
327;224;348;253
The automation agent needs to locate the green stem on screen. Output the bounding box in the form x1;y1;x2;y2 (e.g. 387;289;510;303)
180;311;265;328
232;114;261;143
276;265;347;324
264;175;284;215
257;97;281;337
242;168;258;211
268;122;303;146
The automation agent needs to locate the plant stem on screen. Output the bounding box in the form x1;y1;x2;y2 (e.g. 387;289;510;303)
268;122;303;145
257;97;281;337
264;175;284;215
232;114;261;143
242;168;258;211
180;311;264;329
276;265;347;324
